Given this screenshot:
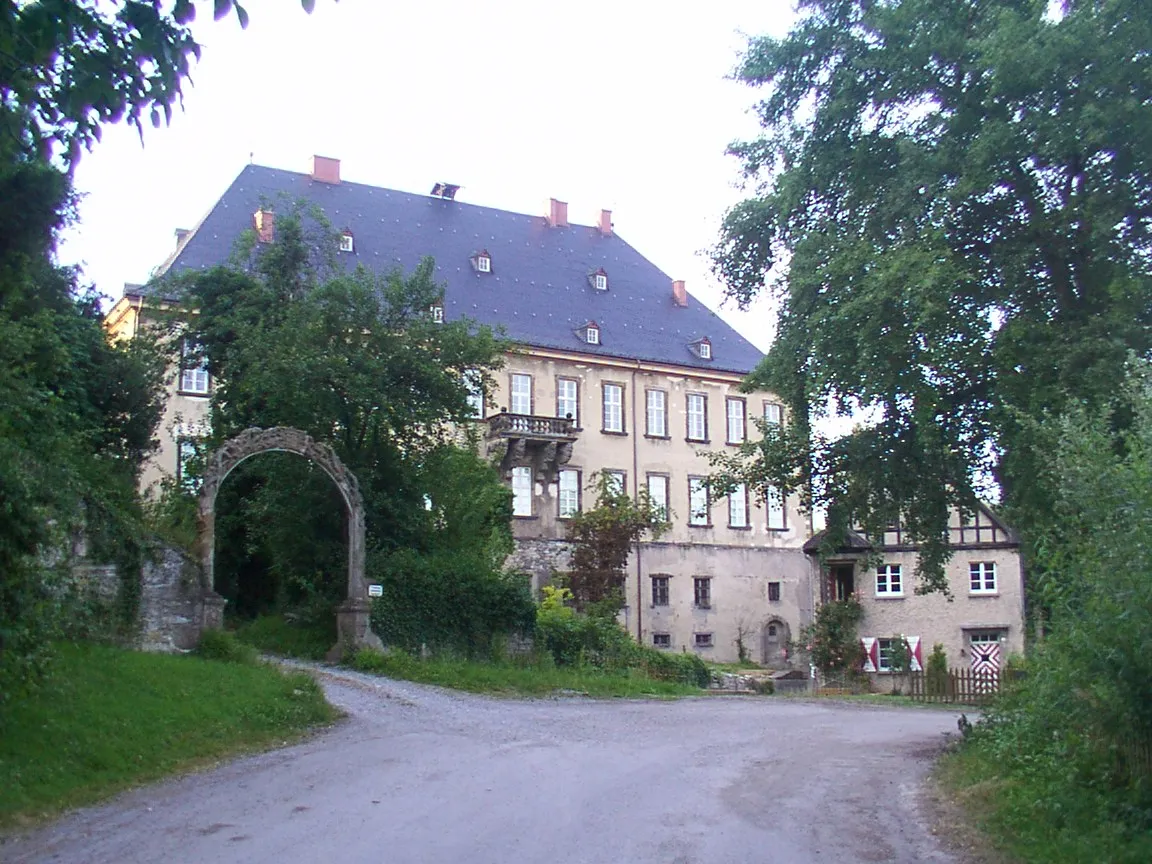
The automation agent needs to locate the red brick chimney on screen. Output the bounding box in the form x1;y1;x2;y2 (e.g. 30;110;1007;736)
672;279;687;307
547;198;569;228
598;209;613;237
311;155;341;184
254;209;275;243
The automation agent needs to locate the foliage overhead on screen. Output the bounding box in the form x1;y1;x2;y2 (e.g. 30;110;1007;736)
714;0;1152;591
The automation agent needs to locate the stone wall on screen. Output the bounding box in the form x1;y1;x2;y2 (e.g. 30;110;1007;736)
508;538;573;594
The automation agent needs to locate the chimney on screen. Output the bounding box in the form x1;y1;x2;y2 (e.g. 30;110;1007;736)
254;208;275;243
174;228;191;248
598;209;613;237
547;198;569;228
311;155;341;184
672;279;687;307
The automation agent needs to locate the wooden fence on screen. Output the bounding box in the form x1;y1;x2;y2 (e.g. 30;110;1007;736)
907;668;1002;705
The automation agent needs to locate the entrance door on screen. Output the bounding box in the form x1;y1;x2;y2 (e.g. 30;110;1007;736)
968;631;1004;693
762;619;791;667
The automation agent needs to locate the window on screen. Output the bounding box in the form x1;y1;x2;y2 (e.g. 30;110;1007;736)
604;470;626;496
876;564;903;596
476;253;491;273
558;469;580;518
969;630;1005;646
693;577;712;609
646;474;669;522
763;402;783;426
728;483;749;528
176;439;201;491
877;638;895;672
652;633;671;648
651;576;669;607
465;371;485;418
557;377;579;424
694;632;714;648
602;383;624;433
970;562;997;594
430;304;444;323
726;397;746;444
768;581;781;602
586;325;600;345
688;477;710;526
339;232;354;253
179;340;209;395
766;486;786;529
512;467;533;517
594;273;608;291
686;393;707;441
698;340;712;360
510;373;532;415
646;389;667;437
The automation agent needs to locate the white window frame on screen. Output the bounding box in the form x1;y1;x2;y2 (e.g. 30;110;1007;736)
464;370;485;418
969;561;998;594
686;393;707;441
728;483;749;528
431;304;444;323
604;470;626;497
877;637;895;672
764;402;783;426
558;469;580;518
586;326;600;345
176;438;201;491
651;575;670;607
688;477;710;526
646;474;669;522
876;563;904;597
476;254;491;273
180;340;209;395
339;232;354;253
594;273;608;291
646;389;667;437
512;466;533;517
766;486;786;530
557;377;579;425
698;341;711;360
602;383;624;433
510;373;532;415
726;397;746;444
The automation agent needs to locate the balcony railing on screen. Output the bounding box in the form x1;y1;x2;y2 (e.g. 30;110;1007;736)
486;412;578;440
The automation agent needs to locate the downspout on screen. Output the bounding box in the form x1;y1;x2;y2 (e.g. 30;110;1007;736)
631;362;642;641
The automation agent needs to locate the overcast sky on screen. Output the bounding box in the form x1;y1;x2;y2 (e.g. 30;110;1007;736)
60;0;797;352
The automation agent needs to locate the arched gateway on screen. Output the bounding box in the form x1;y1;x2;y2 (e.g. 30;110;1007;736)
197;426;383;660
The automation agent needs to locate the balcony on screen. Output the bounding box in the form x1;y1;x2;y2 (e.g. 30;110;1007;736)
485;411;579;481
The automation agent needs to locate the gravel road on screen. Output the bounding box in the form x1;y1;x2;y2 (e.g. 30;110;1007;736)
3;665;965;864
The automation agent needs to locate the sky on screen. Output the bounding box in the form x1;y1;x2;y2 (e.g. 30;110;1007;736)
59;0;798;353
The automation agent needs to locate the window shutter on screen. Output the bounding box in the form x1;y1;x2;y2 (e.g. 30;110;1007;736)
861;637;877;672
907;636;923;672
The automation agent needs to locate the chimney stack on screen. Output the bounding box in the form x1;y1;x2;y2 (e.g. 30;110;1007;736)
254;209;275;243
311;155;341;184
598;209;613;237
672;279;687;307
547;198;569;228
174;228;191;248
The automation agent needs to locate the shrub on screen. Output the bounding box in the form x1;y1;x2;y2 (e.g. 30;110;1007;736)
926;643;948;696
196;629;258;665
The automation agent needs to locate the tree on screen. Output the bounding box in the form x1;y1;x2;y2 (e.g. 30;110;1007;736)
713;0;1152;591
563;473;668;616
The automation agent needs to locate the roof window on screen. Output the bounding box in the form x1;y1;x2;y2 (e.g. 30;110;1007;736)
339;230;354;253
578;321;601;345
473;250;492;273
431;304;444;323
690;336;713;360
590;268;609;291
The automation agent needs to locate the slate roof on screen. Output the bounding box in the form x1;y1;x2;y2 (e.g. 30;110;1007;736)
140;164;765;375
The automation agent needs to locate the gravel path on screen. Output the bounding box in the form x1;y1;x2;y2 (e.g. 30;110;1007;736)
2;664;966;864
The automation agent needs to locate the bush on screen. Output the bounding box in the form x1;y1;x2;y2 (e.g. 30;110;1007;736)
196;629;258;665
926;643;948;697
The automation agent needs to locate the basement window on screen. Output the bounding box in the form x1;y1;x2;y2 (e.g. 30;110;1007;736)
339;231;354;253
652;633;671;649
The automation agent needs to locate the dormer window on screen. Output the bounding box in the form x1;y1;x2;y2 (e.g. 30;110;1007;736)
578;321;601;345
690;336;713;360
431;304;444;323
339;231;354;253
590;268;609;291
473;250;492;273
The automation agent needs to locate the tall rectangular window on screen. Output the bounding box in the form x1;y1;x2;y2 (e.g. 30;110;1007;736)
179;340;209;395
768;581;781;602
647;474;669;522
766;486;786;529
558;469;580;518
651;575;669;606
686;393;707;441
969;562;997;594
602;383;624;433
646;389;667;437
688;477;710;526
726;397;746;444
604;470;626;496
763;402;783;427
693;577;712;609
176;439;201;491
464;370;484;418
557;377;579;425
876;564;903;596
512;466;533;517
728;483;749;528
510;373;532;415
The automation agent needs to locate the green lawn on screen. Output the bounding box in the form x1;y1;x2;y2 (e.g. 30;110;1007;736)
0;642;336;828
233;613;335;661
348;649;703;698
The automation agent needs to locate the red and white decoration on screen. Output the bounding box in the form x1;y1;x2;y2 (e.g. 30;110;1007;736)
860;636;922;672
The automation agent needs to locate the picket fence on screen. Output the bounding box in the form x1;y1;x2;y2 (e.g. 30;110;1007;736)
907;667;1002;705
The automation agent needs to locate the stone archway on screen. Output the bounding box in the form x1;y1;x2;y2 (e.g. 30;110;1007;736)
197;426;383;660
761;618;791;669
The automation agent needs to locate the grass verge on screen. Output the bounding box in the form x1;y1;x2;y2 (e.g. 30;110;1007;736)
936;742;1152;864
233;613;335;661
348;648;703;698
0;641;336;829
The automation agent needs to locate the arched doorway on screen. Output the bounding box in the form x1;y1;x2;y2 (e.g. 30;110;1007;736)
762;618;791;668
197;426;382;659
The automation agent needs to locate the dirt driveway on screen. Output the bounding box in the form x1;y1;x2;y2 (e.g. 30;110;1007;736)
3;667;965;864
